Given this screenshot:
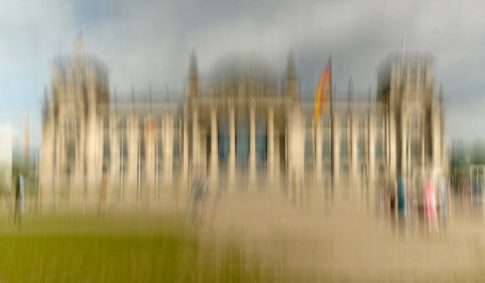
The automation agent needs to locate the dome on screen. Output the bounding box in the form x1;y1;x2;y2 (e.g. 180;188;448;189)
207;54;279;97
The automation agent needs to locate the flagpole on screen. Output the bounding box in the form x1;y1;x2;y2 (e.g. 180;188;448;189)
330;56;334;190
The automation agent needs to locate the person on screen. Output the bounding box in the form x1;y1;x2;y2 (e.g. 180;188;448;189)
187;174;207;223
99;174;108;214
397;176;406;215
390;177;397;214
14;174;24;226
440;175;448;218
375;174;386;220
424;171;437;233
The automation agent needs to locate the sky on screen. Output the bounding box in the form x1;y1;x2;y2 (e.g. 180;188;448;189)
0;0;484;148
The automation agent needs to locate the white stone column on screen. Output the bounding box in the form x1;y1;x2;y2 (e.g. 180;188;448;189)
421;134;425;177
351;116;358;185
192;109;199;174
274;129;280;183
109;121;120;195
315;120;323;184
249;104;256;186
267;107;275;184
144;119;156;193
228;107;236;186
181;116;189;186
127;115;139;203
332;115;340;187
74;116;85;192
432;104;441;171
401;115;407;178
39;117;55;210
164;114;173;187
86;113;99;201
368;113;375;186
210;108;218;187
389;111;396;179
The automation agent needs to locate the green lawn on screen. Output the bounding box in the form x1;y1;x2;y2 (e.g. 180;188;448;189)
0;214;289;283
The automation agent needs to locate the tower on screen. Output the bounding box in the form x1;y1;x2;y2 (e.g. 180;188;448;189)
377;53;443;179
285;53;299;101
187;50;199;104
41;42;109;204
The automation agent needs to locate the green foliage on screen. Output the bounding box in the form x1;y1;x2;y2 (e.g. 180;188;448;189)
472;141;485;165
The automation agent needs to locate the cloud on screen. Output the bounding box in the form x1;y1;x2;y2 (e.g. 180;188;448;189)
1;0;485;145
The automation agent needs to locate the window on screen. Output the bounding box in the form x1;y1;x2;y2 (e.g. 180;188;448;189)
323;136;331;161
323;114;331;127
305;129;313;168
341;115;348;129
340;131;348;160
120;132;128;173
173;121;181;170
358;116;366;128
358;134;366;159
375;137;383;159
236;119;249;166
255;121;267;167
376;115;384;129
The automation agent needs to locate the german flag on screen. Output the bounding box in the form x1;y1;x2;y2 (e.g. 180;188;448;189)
313;61;331;125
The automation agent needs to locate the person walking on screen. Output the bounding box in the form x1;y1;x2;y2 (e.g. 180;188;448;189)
397;176;406;215
14;174;24;226
187;175;207;224
424;171;437;233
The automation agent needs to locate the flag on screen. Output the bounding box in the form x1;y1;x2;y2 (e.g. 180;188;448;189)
313;61;331;125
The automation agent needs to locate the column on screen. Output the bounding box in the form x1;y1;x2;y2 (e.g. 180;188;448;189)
332;115;340;187
389;111;397;179
432;104;441;171
401;116;407;178
315;120;323;184
368;113;375;186
109;122;120;198
274;129;280;183
192;109;199;174
74;118;85;193
145;119;156;193
228;107;236;186
39;119;55;211
249;104;256;186
86;113;98;201
127;115;138;203
267;107;275;184
351;116;358;185
164;114;173;187
181;115;189;186
210;108;218;187
421;134;425;177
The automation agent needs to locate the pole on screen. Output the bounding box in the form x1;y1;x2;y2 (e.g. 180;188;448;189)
24;114;29;172
330;57;334;189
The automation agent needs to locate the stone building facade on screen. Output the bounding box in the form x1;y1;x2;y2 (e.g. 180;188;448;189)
39;51;447;208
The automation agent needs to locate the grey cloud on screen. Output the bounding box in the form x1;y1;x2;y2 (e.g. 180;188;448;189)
1;0;485;146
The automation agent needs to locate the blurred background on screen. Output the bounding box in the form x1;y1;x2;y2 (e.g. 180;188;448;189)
1;0;485;282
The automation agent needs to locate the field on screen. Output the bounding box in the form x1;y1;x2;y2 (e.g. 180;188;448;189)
1;190;485;282
0;213;298;283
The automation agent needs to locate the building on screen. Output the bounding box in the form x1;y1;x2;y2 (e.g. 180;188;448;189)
39;51;447;208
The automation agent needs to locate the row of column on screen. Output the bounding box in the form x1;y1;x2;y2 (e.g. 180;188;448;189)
190;105;277;187
189;106;384;188
313;112;378;186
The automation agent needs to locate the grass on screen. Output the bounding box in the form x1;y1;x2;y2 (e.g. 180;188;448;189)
0;213;291;283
